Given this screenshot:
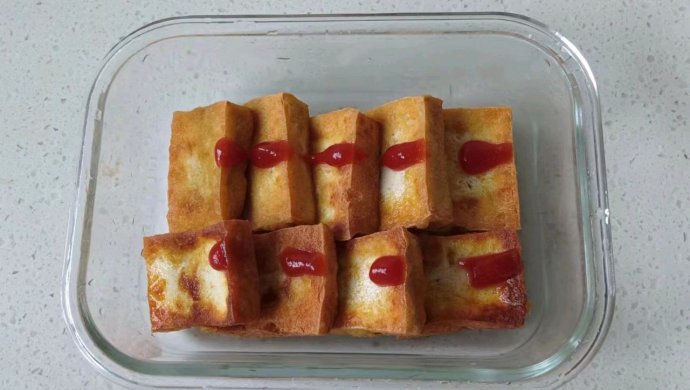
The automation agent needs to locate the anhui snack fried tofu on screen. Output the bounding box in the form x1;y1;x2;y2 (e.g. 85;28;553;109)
167;101;254;232
142;220;259;332
443;107;520;230
366;96;452;231
309;108;381;241
332;227;426;336
245;93;317;231
238;224;338;336
420;230;527;334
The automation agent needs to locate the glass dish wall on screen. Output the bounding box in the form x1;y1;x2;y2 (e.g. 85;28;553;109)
62;13;614;389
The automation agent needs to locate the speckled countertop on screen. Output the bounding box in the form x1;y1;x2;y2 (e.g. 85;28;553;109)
1;1;688;389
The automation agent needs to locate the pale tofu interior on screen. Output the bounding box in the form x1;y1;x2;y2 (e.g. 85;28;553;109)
148;238;229;322
379;165;427;226
149;259;192;319
182;154;215;201
250;163;290;227
315;165;343;225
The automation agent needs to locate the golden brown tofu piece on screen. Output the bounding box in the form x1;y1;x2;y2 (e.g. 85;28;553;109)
420;230;527;335
332;227;426;336
232;224;338;336
309;108;381;241
167;101;254;232
244;93;317;231
366;96;452;231
142;220;260;332
443;107;520;230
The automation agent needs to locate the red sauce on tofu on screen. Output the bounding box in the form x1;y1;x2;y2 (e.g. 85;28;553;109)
459;249;522;288
459;140;513;174
369;256;406;286
308;143;365;167
214;138;247;168
381;139;425;171
280;247;326;277
250;140;293;168
209;241;228;271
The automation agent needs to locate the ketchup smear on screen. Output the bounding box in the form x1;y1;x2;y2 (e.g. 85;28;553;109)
381;139;425;171
280;247;326;277
209;241;228;271
459;140;513;175
309;143;365;167
459;249;522;288
369;256;406;286
250;140;293;168
214;138;247;168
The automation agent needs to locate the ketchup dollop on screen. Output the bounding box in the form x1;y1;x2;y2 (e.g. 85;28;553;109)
369;256;406;286
309;143;365;167
280;247;326;277
381;139;425;171
214;138;247;168
251;140;293;168
459;249;522;288
459;140;513;175
209;241;228;271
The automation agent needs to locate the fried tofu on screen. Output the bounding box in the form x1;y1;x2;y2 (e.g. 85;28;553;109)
245;93;317;231
443;107;520;230
236;224;338;336
142;220;260;332
332;227;426;336
420;230;527;334
167;101;254;232
309;108;381;241
366;96;453;231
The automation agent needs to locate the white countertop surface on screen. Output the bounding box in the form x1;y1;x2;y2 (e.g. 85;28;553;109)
1;1;688;389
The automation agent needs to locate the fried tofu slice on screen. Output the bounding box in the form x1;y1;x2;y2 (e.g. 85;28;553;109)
332;227;426;336
366;96;453;231
245;93;317;231
420;230;527;334
443;107;520;230
142;220;260;332
167;101;254;232
309;108;381;241
232;224;338;336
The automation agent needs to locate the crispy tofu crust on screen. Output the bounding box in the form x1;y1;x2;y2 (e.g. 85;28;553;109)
366;96;453;231
332;227;426;336
142;220;260;332
443;107;520;230
244;93;317;231
167;101;254;232
419;230;527;335
223;224;338;336
309;108;381;241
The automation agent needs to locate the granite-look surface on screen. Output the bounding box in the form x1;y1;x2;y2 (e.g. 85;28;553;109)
0;1;688;389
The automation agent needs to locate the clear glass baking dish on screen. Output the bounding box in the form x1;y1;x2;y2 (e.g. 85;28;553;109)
62;13;614;389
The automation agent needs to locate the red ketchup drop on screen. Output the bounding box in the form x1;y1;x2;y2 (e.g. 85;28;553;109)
280;247;326;277
381;139;426;171
459;249;522;288
369;256;406;286
214;138;247;168
309;143;365;167
250;140;293;168
209;241;228;271
458;140;513;175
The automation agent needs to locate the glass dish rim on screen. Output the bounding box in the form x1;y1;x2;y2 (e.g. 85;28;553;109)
61;12;615;389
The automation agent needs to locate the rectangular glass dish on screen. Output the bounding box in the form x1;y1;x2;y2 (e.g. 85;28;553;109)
62;13;614;389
